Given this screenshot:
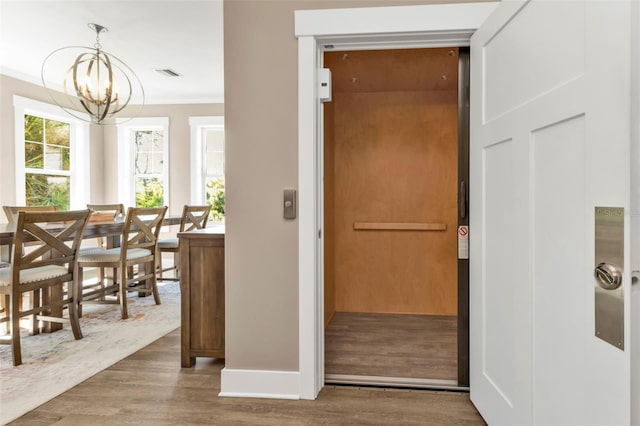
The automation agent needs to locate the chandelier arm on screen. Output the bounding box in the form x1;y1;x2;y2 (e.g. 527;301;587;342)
85;56;98;103
96;52;113;123
72;53;96;118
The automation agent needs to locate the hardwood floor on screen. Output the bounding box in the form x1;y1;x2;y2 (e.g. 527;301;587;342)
325;312;457;381
9;329;484;425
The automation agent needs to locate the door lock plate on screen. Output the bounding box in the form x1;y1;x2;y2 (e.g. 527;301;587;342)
594;206;624;350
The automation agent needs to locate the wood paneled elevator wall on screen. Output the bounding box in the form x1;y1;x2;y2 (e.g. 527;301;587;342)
324;48;460;324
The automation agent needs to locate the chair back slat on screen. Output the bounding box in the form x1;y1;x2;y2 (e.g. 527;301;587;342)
23;223;75;257
130;215;158;244
24;221;84;264
180;205;212;232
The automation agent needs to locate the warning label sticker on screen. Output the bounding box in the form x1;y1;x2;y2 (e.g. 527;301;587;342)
458;226;469;259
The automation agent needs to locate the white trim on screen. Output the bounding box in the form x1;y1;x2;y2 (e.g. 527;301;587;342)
189;116;224;205
294;3;498;38
219;368;300;400
297;35;321;400
12;95;90;209
116;117;170;208
295;2;498;401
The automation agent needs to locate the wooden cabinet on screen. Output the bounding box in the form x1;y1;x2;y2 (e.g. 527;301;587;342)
178;227;225;367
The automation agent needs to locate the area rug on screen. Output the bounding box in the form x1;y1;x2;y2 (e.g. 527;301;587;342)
0;281;180;425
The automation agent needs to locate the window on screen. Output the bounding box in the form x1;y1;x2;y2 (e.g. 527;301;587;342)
190;116;224;222
133;129;165;207
117;118;169;208
14;96;90;209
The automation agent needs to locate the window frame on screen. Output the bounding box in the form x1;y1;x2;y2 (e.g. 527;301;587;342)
117;117;170;208
13;95;90;209
189;116;224;205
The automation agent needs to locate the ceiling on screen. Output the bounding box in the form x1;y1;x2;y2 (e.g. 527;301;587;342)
0;0;224;105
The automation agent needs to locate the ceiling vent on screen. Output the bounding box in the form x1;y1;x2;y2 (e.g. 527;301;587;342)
156;68;181;77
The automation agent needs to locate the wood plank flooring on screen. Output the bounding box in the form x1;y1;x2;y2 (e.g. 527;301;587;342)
325;312;457;380
9;328;484;425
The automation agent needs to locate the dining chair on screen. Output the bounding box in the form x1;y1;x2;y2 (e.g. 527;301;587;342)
0;209;91;366
2;206;63;319
156;205;211;281
79;204;126;300
76;206;167;319
3;205;59;224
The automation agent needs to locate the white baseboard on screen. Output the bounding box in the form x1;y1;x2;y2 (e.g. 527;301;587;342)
219;368;300;400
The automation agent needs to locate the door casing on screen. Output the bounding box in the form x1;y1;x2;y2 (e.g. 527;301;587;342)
295;2;499;400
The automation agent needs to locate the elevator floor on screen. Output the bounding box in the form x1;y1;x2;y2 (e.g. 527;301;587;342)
325;312;457;382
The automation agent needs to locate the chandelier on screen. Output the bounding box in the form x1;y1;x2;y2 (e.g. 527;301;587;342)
41;23;144;124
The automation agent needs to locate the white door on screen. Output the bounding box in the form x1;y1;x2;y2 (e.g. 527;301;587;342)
470;1;632;425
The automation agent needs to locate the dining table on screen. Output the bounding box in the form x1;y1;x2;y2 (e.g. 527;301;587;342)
0;214;182;332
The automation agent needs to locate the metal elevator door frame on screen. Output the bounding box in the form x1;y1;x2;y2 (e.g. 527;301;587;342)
323;46;470;390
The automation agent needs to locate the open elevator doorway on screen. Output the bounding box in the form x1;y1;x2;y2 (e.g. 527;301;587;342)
323;46;470;389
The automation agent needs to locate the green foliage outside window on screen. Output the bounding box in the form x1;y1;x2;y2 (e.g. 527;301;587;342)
135;177;165;207
206;178;225;222
25;174;70;210
25;115;44;142
24;115;71;210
